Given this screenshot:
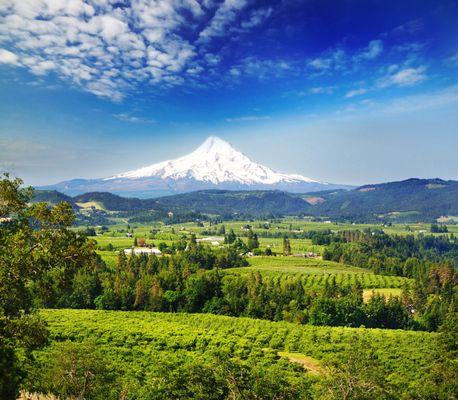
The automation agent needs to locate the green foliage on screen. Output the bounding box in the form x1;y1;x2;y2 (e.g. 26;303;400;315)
316;336;394;399
30;341;117;400
0;174;103;399
26;309;437;399
283;236;292;255
322;230;457;278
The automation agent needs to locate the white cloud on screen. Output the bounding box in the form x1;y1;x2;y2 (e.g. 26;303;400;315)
308;57;331;70
358;40;383;60
0;48;19;65
336;85;458;116
240;7;273;29
230;57;296;80
226;115;271;122
445;52;458;67
113;113;155;123
379;66;427;87
198;0;249;43
0;0;258;100
308;39;384;76
308;48;346;72
309;86;335;94
345;88;368;98
393;19;424;35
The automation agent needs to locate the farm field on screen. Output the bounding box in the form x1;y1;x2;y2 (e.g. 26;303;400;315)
87;219;457;261
167;219;458;237
234;256;369;274
226;257;412;289
35;309;436;392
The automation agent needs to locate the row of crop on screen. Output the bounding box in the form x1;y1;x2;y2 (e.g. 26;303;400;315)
259;272;411;290
41;309;434;389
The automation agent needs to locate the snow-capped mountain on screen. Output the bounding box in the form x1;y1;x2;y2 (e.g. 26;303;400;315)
41;136;350;197
106;136;320;185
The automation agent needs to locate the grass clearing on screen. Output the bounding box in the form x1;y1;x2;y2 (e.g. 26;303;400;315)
75;201;106;210
277;352;323;375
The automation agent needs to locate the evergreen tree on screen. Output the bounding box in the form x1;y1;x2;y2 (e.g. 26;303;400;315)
283;236;291;256
246;229;259;250
225;229;236;244
218;224;226;235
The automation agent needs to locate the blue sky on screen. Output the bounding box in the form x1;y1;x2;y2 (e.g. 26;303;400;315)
0;0;457;186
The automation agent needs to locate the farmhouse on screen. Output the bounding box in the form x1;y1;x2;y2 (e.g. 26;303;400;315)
124;247;162;256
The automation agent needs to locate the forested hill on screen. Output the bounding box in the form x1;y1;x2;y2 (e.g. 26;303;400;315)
306;178;458;222
155;190;310;216
33;190;159;211
33;178;458;222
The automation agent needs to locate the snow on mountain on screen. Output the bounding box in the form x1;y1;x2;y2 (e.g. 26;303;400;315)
105;136;322;185
41;136;350;197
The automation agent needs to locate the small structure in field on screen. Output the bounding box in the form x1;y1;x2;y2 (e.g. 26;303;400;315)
196;237;223;246
124;247;162;256
293;252;319;259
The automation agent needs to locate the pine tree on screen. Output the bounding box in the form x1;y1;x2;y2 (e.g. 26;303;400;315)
247;229;259;250
283;236;291;256
225;229;236;244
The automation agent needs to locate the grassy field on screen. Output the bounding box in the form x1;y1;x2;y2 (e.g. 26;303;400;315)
167;219;458;237
89;219;440;291
36;309;436;391
87;219;456;255
226;256;412;289
242;256;368;274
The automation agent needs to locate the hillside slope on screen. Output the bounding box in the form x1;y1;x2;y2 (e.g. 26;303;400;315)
308;178;458;221
33;178;458;222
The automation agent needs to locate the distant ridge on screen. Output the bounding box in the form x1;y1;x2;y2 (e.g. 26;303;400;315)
39;136;350;197
34;178;458;222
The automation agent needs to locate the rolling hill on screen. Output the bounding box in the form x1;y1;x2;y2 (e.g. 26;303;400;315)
33;178;458;222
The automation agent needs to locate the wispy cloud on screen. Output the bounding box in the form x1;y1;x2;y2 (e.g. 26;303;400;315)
379;85;458;114
337;85;458;116
113;113;155;123
308;39;384;75
225;115;271;122
308;48;345;71
229;57;295;79
198;0;249;43
378;65;427;87
345;88;368;98
357;40;383;60
392;18;424;35
445;52;458;67
309;86;336;94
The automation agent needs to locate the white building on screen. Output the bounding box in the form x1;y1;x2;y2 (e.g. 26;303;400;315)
124;247;162;256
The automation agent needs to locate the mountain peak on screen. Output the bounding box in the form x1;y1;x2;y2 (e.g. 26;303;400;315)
43;136;353;197
192;136;238;156
107;136;321;185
